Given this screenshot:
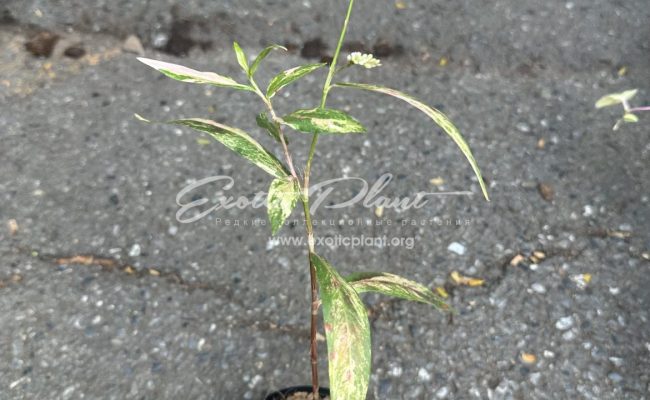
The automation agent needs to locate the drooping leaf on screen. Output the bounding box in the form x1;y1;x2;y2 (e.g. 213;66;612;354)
136;57;253;91
267;177;301;235
311;253;371;400
346;272;450;311
267;63;325;98
281;108;366;134
256;112;285;144
334;82;490;201
134;114;288;178
250;44;287;77
595;89;638;108
233;42;249;73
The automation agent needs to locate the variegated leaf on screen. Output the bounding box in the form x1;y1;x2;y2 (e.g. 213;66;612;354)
311;253;371;400
134;114;288;178
595;89;638;108
267;63;325;98
346;272;450;311
334;82;489;201
256;112;285;144
250;44;287;77
137;57;253;91
233;42;249;73
281;108;366;134
267;177;301;235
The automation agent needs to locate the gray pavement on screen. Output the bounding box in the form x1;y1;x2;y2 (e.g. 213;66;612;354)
1;0;649;399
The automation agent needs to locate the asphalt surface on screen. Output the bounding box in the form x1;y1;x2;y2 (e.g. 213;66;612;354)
1;1;649;399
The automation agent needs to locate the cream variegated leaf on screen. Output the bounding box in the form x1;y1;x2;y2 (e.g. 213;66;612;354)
346;272;450;311
334;82;489;201
137;57;253;91
282;108;366;134
267;177;301;235
267;63;325;98
311;253;371;400
135;114;288;178
250;44;287;77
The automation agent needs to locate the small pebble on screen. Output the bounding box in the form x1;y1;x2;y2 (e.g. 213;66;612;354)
123;34;145;56
516;122;531;133
7;219;19;235
562;330;576;341
609;357;624;367
583;205;594;217
608;372;623;383
418;367;431;382
538;183;555;202
388;365;402;377
556;316;574;330
128;244;141;257
447;242;466;255
531;283;546;294
529;372;542;386
63;45;85;59
543;350;555;358
436;386;449;398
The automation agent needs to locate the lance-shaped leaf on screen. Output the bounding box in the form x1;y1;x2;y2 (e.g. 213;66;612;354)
346;272;450;311
135;114;288;178
334;82;489;201
595;89;638;108
250;44;287;77
137;57;253;91
311;253;371;400
267;177;301;235
267;63;325;98
233;42;249;74
256;112;285;144
281;108;366;134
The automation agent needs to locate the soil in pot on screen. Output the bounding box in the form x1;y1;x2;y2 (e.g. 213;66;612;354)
264;386;330;400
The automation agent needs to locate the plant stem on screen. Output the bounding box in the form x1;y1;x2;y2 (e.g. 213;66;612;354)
305;0;356;185
302;1;356;398
249;79;300;181
628;106;650;113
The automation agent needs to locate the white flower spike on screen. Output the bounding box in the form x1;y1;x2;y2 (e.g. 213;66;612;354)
347;52;382;69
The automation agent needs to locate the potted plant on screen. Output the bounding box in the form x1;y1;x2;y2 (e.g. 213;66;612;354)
135;1;489;398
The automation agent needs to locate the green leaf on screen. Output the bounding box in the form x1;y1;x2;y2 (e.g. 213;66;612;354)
134;114;288;178
595;89;638;108
311;253;371;400
233;42;249;73
267;177;301;235
623;113;639;123
250;44;287;77
267;63;325;98
282;108;366;134
256;112;285;144
334;82;490;201
346;272;451;311
137;57;253;91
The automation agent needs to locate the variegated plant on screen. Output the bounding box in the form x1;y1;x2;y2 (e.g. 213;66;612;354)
136;1;488;399
595;89;648;130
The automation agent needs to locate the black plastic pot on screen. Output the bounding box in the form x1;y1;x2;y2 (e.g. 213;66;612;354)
264;386;330;400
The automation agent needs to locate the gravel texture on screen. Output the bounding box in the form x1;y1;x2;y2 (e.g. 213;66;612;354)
1;1;649;399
